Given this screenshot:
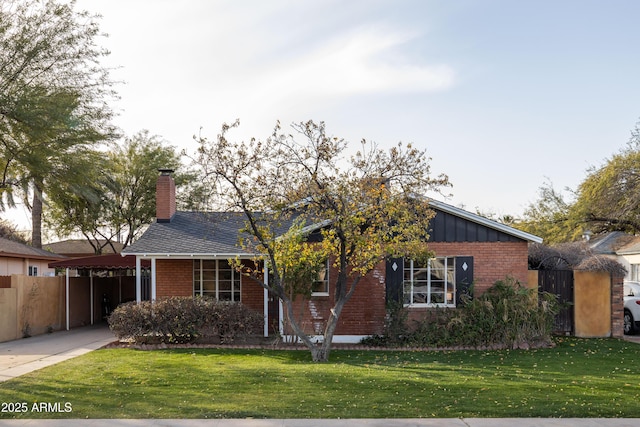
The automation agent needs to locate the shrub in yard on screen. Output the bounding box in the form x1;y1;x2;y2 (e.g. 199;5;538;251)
108;297;263;344
361;277;559;349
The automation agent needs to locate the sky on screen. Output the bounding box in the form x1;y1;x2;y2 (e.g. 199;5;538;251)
6;0;640;231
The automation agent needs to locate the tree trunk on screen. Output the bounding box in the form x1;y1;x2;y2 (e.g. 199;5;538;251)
31;185;43;248
310;346;331;363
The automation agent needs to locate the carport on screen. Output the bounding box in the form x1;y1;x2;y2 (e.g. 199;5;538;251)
49;254;150;330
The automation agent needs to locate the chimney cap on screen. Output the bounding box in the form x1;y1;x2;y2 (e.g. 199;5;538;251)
158;168;175;176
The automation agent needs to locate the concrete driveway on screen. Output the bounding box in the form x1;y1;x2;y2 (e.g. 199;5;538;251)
0;324;116;382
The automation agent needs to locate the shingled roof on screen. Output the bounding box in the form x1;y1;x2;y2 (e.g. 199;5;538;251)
0;236;66;260
43;239;124;257
123;211;298;257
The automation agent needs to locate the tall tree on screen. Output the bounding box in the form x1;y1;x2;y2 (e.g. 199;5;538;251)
107;131;184;247
47;131;185;252
515;179;581;244
0;0;117;247
0;219;27;243
193;120;450;361
517;119;640;242
572;127;640;235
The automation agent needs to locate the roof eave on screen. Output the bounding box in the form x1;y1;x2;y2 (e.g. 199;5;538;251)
120;252;260;258
0;251;66;261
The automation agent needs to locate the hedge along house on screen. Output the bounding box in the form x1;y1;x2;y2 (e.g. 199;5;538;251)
122;170;543;342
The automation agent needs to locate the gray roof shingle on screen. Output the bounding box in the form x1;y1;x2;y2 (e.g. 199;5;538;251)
123;211;297;256
0;237;66;260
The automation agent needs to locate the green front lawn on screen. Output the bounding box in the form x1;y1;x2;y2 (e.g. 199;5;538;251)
1;338;639;419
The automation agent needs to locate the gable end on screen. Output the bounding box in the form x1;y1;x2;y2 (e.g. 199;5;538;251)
429;209;521;243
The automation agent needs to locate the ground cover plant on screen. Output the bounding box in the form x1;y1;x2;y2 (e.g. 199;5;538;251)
1;337;639;419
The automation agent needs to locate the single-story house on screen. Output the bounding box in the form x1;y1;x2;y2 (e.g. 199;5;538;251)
0;236;66;277
588;231;640;281
122;171;542;343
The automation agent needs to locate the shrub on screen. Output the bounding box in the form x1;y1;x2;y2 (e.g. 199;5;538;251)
108;297;263;344
361;277;559;349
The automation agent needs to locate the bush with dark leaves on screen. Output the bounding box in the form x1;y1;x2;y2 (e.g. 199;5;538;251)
108;297;263;344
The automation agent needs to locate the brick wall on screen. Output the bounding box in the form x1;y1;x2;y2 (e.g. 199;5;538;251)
285;261;387;337
427;241;530;295
611;274;624;338
156;259;192;298
242;275;265;313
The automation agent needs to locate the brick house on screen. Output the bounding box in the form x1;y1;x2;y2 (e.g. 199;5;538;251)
122;171;542;342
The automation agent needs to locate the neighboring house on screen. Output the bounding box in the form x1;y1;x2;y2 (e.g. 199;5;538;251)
122;171;542;342
616;240;640;281
44;239;124;258
588;231;640;281
0;237;66;277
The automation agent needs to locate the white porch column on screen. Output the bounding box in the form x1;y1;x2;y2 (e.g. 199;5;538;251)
151;258;157;301
263;266;269;337
135;257;141;303
65;268;70;331
90;270;94;325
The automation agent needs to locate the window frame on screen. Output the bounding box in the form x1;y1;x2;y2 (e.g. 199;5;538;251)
193;259;241;302
311;259;330;296
28;265;38;277
403;256;456;307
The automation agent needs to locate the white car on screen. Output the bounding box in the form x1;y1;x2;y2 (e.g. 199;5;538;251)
624;281;640;335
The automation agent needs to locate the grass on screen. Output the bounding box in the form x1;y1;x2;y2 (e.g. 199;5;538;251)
1;337;639;419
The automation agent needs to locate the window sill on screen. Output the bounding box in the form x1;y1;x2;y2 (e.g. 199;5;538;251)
311;292;329;297
404;303;456;309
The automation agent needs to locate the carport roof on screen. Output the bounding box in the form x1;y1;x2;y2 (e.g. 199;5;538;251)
48;254;150;270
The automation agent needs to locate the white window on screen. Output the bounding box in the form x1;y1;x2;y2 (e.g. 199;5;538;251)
631;264;640;281
403;257;455;307
28;266;38;277
311;259;330;296
193;259;241;301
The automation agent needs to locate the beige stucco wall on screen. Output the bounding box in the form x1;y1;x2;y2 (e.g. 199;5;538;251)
0;275;66;342
574;270;611;338
0;256;57;276
0;257;27;275
0;288;17;342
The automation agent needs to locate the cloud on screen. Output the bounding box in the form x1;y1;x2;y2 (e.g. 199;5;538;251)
242;26;455;107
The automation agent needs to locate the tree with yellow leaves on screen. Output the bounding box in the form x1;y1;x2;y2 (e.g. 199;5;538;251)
193;120;450;361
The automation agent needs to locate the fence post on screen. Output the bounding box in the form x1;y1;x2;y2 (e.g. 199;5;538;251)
611;274;624;338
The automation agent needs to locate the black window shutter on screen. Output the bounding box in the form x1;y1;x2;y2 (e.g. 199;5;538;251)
385;258;404;303
455;256;473;305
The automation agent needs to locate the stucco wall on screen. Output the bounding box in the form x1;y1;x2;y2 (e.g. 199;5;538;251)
0;257;57;276
0;275;65;342
15;275;65;338
0;288;17;342
574;271;611;338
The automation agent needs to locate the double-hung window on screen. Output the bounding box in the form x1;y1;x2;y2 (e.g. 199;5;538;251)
193;259;241;301
403;257;455;307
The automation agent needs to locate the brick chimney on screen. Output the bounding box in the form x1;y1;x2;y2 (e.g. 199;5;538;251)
156;168;176;223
